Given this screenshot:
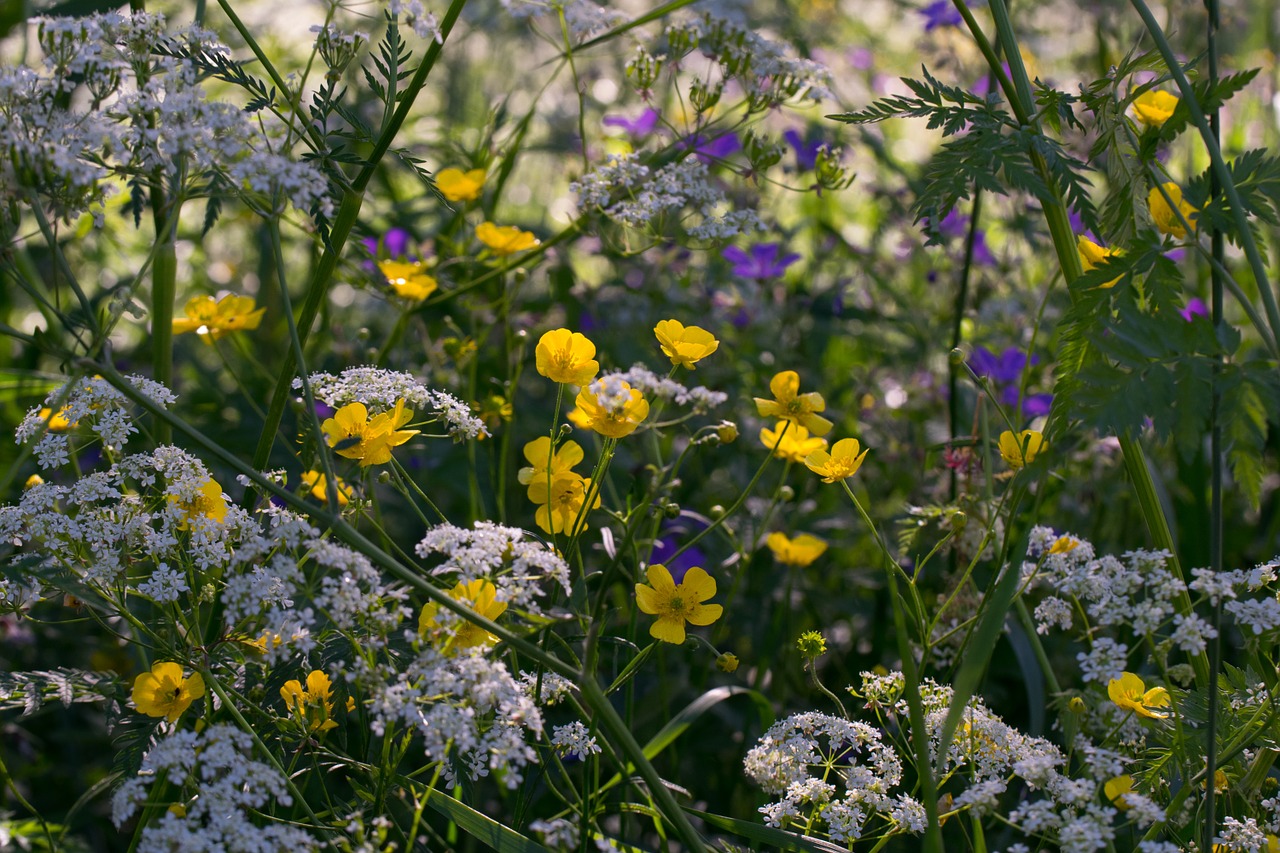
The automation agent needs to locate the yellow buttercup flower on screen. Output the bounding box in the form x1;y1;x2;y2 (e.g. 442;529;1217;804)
132;661;204;722
280;670;340;733
754;370;832;436
998;429;1045;469
476;222;539;256
378;260;438;301
535;328;600;385
419;578;509;651
517;436;584;486
1077;236;1124;288
1148;182;1197;239
322;399;419;467
1132;89;1178;128
435;167;486;202
1107;671;1171;719
574;379;649;438
654;319;719;369
805;437;869;483
172;294;266;343
36;406;76;432
759;420;828;463
23;474;44;489
300;470;352;507
766;532;828;567
169;477;229;528
635;564;723;644
1103;775;1135;809
1049;535;1081;554
527;471;599;535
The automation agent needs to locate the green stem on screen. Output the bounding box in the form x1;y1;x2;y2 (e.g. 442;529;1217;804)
246;0;472;485
665;423;787;564
966;0;1210;689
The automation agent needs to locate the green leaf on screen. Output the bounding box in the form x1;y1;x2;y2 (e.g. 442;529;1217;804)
684;808;849;853
1220;366;1274;510
425;789;551;853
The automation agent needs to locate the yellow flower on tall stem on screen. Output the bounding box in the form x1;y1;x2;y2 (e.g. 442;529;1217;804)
300;470;353;507
1076;236;1124;288
527;471;600;535
322;399;419;467
635;564;723;644
654;319;719;369
998;429;1045;469
517;436;584;485
535;329;600;385
1131;90;1178;128
759;420;827;463
419;578;509;651
436;167;486;202
1107;672;1171;719
754;370;832;435
378;260;438;301
805;438;869;483
574;379;649;438
1103;775;1135;809
766;532;828;567
169;477;229;528
280;670;340;733
476;222;539;255
132;662;204;722
36;406;76;432
1148;182;1198;238
172;294;266;343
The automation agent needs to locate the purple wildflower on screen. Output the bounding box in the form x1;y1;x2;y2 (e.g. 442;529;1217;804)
651;519;710;584
920;0;962;31
362;227;414;259
603;107;659;137
1022;393;1054;417
723;243;801;279
970;346;1031;385
685;132;741;163
1179;298;1208;322
784;129;823;171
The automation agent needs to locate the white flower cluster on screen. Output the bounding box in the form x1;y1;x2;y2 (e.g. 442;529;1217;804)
16;374;176;466
604;364;727;412
112;724;318;852
498;0;625;39
683;13;834;105
570;154;763;240
301;367;488;438
357;646;543;787
744;711;917;843
551;721;600;758
416;521;572;613
389;0;444;42
840;672;1151;850
1027;526;1280;652
4;12;333;226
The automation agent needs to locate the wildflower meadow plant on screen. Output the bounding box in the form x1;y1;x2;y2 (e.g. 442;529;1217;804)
3;0;1280;850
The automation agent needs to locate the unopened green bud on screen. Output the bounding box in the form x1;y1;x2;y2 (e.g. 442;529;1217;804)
709;504;726;519
796;630;827;659
779;485;796;502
